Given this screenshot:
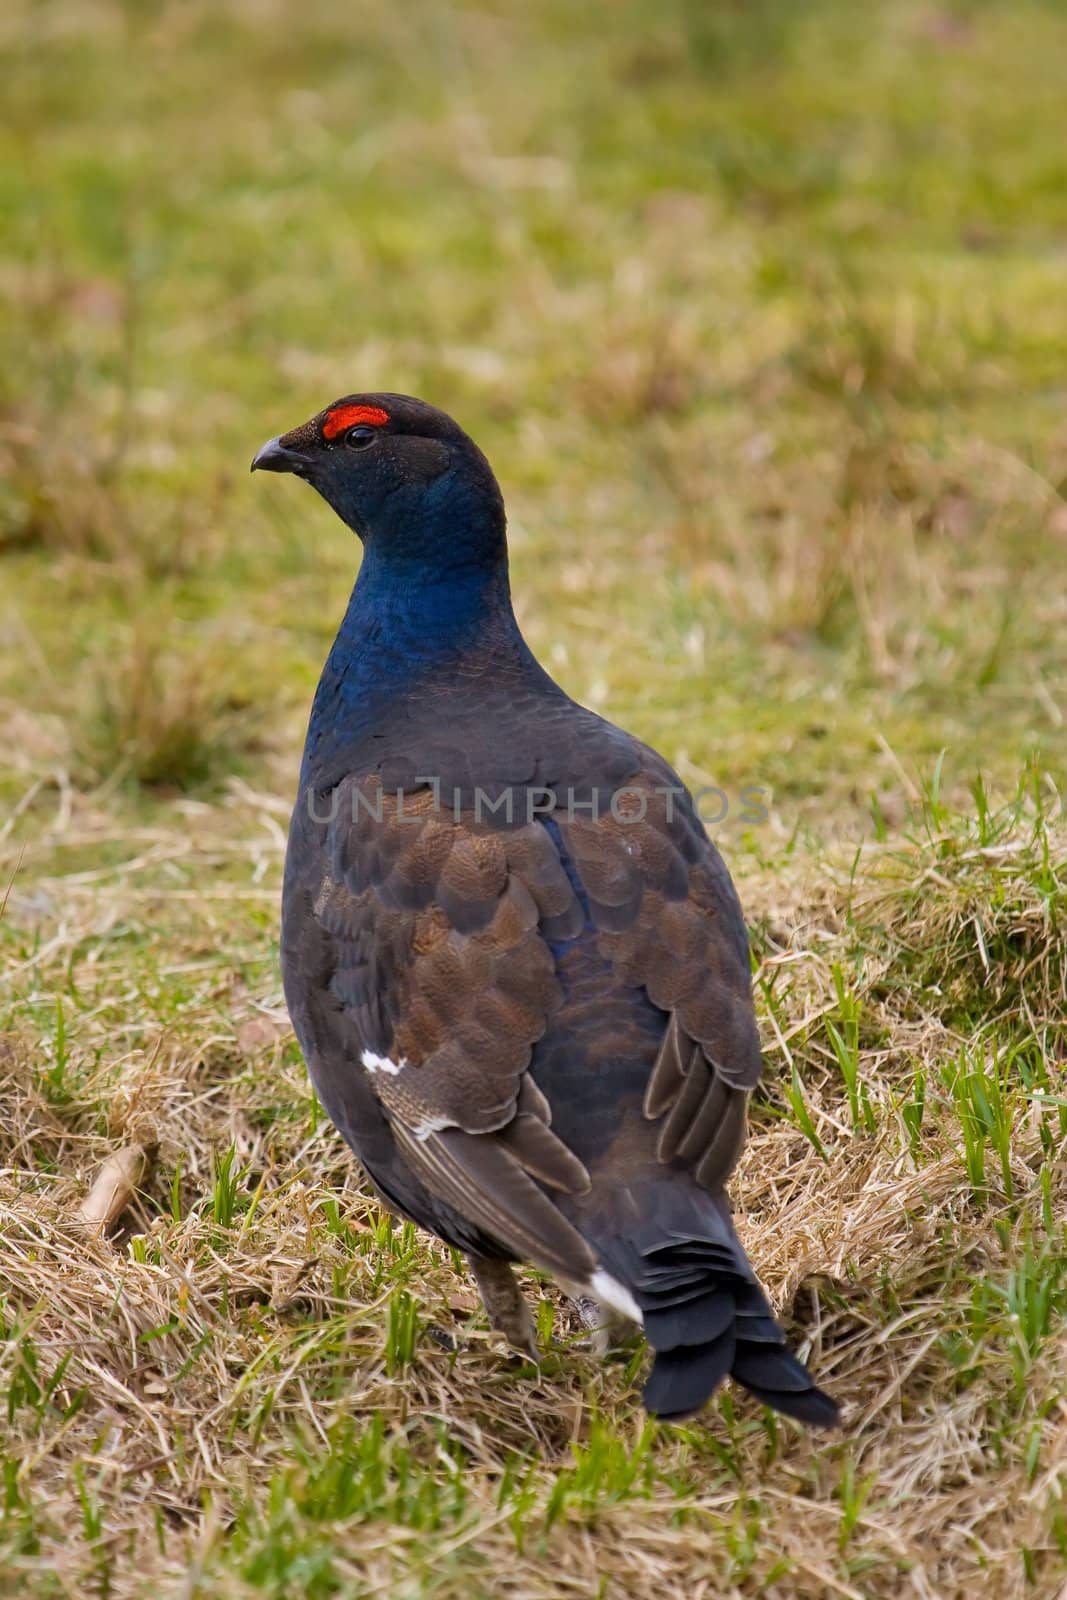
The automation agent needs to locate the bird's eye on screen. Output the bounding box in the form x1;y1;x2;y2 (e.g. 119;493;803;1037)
345;425;378;450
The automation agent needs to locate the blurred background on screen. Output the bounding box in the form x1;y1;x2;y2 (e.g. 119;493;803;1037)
2;5;1067;1597
2;0;1064;823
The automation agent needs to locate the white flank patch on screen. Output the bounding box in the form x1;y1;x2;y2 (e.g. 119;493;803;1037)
412;1115;452;1142
590;1269;644;1327
361;1049;405;1077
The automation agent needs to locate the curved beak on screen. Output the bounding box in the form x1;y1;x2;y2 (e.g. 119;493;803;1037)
250;436;312;475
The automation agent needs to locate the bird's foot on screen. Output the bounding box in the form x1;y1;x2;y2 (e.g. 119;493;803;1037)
425;1323;459;1353
564;1287;633;1357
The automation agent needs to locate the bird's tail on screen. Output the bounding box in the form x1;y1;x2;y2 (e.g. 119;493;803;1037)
597;1200;838;1426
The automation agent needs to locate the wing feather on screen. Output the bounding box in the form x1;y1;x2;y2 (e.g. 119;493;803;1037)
289;756;762;1266
557;767;762;1192
292;783;592;1262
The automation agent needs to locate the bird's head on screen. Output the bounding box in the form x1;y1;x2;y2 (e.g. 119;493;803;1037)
251;393;506;573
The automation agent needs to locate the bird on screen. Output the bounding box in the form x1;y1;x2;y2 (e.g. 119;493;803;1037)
252;393;837;1427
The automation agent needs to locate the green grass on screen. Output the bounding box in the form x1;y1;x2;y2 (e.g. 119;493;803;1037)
1;0;1066;1595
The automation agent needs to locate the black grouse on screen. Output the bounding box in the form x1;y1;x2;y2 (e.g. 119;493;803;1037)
252;393;837;1426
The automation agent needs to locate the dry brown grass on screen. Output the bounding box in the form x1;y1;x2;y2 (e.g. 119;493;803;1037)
1;770;1065;1599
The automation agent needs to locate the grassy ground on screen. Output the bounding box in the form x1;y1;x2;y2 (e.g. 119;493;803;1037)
2;0;1066;1594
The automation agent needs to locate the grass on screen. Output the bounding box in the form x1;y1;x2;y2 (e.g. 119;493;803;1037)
1;0;1066;1594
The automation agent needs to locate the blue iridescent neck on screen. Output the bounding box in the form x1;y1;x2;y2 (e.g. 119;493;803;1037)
338;543;524;666
301;539;543;783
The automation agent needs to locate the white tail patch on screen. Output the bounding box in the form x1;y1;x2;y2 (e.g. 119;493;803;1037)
590;1269;643;1327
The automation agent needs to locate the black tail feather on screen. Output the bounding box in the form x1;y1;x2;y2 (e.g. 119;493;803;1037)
734;1374;840;1428
597;1195;838;1429
643;1310;838;1427
643;1329;735;1420
642;1287;734;1350
731;1342;840;1427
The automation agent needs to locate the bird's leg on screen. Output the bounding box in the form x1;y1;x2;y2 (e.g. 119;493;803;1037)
468;1255;539;1360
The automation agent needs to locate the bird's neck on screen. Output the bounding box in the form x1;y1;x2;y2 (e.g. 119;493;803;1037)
302;545;547;780
339;539;528;663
